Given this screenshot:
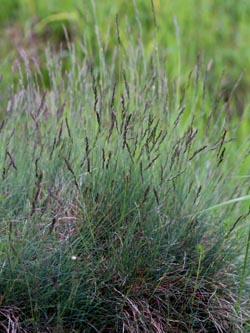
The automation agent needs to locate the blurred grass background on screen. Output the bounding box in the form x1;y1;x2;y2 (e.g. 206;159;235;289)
1;0;249;83
0;0;249;160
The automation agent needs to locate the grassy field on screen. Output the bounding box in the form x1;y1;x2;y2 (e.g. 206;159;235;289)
0;1;250;332
1;1;250;96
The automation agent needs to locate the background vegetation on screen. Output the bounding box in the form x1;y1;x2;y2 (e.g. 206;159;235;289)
1;1;249;137
0;0;249;332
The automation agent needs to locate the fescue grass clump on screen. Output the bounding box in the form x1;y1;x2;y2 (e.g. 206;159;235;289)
0;43;249;332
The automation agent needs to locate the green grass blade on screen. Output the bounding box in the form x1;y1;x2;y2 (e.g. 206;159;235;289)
192;195;250;216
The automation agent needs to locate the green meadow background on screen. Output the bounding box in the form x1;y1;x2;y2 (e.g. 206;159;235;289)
1;0;250;137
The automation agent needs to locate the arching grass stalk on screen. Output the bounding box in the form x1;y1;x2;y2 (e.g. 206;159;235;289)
189;195;250;216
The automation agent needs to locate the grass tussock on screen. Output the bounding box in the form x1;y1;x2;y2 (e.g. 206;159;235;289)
0;37;250;333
